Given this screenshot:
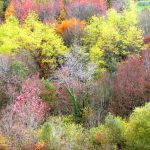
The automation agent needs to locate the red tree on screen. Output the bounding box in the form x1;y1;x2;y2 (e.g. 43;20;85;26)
13;75;47;128
108;55;147;117
9;0;63;22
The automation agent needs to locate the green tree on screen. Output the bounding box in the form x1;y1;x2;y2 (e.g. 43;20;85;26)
84;1;144;73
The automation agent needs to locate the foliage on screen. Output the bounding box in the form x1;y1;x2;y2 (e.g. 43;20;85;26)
13;75;47;128
5;1;14;19
0;15;22;54
39;122;53;148
56;18;86;34
67;0;107;20
8;0;63;22
23;14;68;77
56;18;86;46
10;60;28;81
108;55;147;117
83;72;113;128
54;45;96;122
84;2;144;73
89;114;126;149
40;78;56;103
125;102;150;150
0;75;47;147
0;14;68;78
39;116;88;150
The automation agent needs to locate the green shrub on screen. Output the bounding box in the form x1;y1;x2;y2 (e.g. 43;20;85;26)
125;103;150;150
89;114;126;149
39;116;88;150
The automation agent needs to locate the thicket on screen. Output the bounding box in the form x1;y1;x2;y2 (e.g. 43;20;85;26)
0;0;150;149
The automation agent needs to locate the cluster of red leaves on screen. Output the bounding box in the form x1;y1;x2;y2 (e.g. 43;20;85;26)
13;75;47;121
7;0;63;22
108;50;150;117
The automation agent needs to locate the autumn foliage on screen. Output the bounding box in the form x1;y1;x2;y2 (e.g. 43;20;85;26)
13;75;47;122
56;18;86;34
108;52;150;117
6;0;63;22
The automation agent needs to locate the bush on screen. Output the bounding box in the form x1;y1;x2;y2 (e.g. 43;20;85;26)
108;55;147;117
39;116;88;150
125;103;150;150
89;114;126;149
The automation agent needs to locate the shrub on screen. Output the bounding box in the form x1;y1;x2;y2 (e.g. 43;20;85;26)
83;2;144;74
125;103;150;150
89;114;126;149
39;116;88;150
108;55;147;117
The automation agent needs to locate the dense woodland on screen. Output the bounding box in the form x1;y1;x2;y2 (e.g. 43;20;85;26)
0;0;150;149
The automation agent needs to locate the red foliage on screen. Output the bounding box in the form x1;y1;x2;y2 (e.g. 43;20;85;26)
9;0;63;22
10;0;34;21
108;55;148;117
13;75;47;127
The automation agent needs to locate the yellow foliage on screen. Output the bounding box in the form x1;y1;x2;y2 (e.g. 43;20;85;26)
0;133;9;147
56;18;86;34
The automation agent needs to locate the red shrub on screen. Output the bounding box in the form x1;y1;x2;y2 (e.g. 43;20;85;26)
108;55;147;117
13;75;47;125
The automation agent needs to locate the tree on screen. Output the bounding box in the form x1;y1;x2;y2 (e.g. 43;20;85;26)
66;0;107;20
54;45;96;122
83;2;144;73
8;0;63;22
108;55;147;117
0;75;47;147
0;14;68;78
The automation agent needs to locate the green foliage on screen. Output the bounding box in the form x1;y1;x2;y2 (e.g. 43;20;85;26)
41;78;55;103
125;103;150;150
39;116;87;150
39;122;53;148
0;0;10;19
10;60;28;81
84;2;144;73
104;114;125;146
89;114;126;149
66;88;82;123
